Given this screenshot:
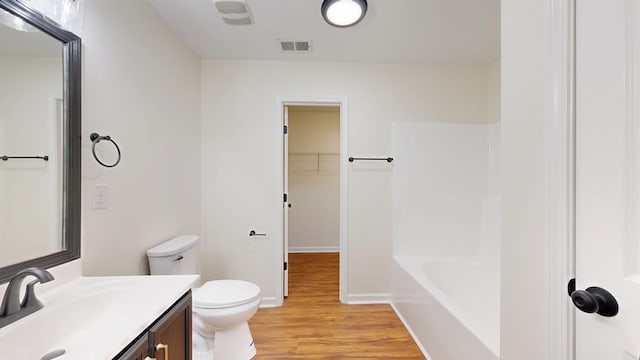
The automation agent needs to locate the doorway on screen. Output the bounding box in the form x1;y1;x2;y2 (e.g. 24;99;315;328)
277;98;348;304
287;105;340;252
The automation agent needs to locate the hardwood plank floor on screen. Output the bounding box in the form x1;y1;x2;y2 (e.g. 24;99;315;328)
249;253;425;359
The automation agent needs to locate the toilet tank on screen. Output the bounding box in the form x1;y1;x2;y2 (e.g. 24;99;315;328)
147;235;198;275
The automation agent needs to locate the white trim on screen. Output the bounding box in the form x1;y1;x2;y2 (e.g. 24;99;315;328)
338;101;349;304
258;297;280;308
274;102;285;307
390;302;431;359
288;246;340;253
344;293;390;304
275;96;349;306
548;0;575;359
625;0;640;280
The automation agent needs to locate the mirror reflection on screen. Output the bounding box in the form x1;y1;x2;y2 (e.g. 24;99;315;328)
0;9;64;267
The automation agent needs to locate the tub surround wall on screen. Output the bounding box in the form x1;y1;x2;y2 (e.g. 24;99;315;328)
392;122;496;258
79;0;202;276
390;121;501;359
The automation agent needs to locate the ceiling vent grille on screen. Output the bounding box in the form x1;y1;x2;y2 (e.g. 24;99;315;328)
213;0;254;25
279;40;313;53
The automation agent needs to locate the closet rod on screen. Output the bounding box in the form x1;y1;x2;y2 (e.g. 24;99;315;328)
348;157;393;163
1;155;49;161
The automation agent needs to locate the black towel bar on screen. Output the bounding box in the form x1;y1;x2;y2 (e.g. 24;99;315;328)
1;155;49;161
348;157;393;163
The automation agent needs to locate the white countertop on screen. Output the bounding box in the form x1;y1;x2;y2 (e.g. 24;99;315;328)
0;274;199;359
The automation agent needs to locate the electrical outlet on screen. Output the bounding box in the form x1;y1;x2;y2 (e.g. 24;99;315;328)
92;184;108;209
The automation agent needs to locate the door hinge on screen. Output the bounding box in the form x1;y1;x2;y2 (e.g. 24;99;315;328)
284;193;288;202
284;125;288;134
284;261;288;271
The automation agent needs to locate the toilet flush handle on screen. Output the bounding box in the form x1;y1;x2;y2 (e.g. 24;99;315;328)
173;255;184;262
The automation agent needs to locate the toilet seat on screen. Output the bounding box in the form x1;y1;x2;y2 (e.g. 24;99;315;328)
193;280;261;309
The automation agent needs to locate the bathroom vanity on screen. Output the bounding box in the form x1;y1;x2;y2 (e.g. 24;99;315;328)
115;291;192;360
0;273;199;360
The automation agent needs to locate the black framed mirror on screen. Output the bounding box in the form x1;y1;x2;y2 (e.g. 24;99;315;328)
0;0;80;283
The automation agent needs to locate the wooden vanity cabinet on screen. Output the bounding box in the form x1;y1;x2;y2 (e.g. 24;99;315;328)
116;335;149;360
114;291;192;360
149;291;192;360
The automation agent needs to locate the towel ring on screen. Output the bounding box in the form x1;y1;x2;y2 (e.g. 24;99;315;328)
90;132;121;168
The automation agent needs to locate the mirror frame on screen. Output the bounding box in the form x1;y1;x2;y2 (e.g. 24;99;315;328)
0;0;80;283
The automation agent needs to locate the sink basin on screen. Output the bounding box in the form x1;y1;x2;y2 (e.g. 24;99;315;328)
0;275;198;359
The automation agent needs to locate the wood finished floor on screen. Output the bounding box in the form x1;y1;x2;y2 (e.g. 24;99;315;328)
249;253;425;359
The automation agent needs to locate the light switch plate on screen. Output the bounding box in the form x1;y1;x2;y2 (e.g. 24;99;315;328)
92;184;108;209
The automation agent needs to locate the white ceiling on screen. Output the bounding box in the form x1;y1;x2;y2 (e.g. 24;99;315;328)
148;0;500;64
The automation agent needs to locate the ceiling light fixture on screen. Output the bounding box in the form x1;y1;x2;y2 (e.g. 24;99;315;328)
321;0;367;28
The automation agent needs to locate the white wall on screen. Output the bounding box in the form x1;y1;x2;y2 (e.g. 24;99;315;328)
288;107;340;252
201;60;490;302
0;57;61;264
78;0;202;276
485;62;501;257
501;1;552;359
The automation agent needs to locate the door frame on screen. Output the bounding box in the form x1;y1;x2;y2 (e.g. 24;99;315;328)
549;0;576;358
275;96;349;305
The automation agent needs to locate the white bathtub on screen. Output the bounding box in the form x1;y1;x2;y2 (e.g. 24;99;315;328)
391;256;499;360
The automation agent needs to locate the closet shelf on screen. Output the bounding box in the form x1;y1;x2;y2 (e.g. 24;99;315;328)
289;152;339;174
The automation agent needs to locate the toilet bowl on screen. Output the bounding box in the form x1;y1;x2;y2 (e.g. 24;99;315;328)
147;235;261;360
193;280;261;359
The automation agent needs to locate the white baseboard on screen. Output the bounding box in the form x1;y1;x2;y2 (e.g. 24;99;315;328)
344;293;390;304
259;293;389;307
259;297;281;308
288;246;340;253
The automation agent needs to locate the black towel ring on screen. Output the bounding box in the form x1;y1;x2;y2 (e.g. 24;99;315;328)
90;132;121;168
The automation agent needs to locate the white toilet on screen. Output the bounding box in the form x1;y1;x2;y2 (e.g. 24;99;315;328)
147;235;261;360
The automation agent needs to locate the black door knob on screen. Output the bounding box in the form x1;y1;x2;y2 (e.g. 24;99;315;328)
569;286;618;317
288;203;292;208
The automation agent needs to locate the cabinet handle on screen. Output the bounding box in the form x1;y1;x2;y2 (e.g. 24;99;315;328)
156;343;169;360
142;343;168;360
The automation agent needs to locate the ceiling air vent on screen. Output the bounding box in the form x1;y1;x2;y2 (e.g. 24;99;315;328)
279;40;313;53
213;0;254;25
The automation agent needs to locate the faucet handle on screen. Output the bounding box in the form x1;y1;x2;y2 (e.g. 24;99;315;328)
20;280;44;311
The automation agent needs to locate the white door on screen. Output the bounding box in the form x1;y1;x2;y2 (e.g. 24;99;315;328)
283;105;290;297
575;0;640;358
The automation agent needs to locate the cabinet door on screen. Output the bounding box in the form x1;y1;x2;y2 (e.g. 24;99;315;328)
115;334;149;360
148;292;192;360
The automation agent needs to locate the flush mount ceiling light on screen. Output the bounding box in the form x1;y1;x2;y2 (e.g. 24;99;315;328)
321;0;367;28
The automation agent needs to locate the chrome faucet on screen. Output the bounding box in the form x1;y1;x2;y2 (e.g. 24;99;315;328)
0;267;54;328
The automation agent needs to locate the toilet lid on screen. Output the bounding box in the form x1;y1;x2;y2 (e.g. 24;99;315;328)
193;280;261;309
